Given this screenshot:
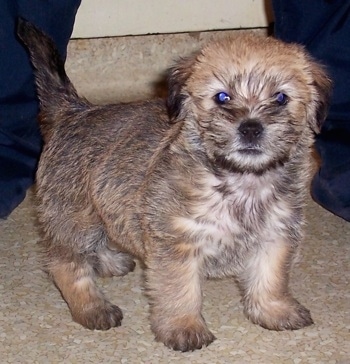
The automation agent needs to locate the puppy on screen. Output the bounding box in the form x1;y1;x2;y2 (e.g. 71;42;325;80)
18;19;331;352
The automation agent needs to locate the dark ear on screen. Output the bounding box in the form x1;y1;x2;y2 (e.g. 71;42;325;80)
308;60;332;133
166;54;197;123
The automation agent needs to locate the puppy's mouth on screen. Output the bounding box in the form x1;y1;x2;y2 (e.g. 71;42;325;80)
237;147;263;155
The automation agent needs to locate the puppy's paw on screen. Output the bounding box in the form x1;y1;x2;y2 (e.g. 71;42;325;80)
152;316;216;352
246;297;313;331
72;302;123;331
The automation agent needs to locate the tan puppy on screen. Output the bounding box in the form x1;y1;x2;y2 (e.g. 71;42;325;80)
18;19;331;351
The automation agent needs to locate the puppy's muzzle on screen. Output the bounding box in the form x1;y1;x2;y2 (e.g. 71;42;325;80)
238;120;264;154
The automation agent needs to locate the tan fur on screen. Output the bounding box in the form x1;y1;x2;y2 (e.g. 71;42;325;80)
18;21;332;352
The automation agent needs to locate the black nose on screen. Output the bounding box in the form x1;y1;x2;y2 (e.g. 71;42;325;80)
238;120;263;143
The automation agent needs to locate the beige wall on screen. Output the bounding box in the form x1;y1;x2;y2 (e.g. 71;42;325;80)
72;0;273;38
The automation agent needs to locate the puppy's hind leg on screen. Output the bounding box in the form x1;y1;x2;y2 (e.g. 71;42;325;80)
47;254;123;330
43;228;125;330
238;239;313;331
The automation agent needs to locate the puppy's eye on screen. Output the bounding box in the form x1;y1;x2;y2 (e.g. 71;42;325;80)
214;92;231;105
274;92;288;106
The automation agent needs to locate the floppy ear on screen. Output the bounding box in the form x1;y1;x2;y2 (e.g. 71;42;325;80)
307;60;332;133
166;54;198;123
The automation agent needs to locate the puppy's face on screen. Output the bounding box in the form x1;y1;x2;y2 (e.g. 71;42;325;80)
167;34;331;173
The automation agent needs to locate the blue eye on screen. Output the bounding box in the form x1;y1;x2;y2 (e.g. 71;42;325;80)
215;92;231;105
275;92;288;105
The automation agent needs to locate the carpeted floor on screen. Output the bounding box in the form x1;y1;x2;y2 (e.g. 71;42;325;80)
1;30;349;363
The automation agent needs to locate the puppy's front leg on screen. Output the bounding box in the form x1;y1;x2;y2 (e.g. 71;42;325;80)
239;239;313;331
145;245;215;351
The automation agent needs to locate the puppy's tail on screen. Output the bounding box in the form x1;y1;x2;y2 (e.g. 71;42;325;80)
17;18;88;140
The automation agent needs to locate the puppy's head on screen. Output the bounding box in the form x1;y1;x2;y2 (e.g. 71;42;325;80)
167;33;332;174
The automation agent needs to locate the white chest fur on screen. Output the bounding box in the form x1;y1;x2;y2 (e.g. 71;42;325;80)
171;170;291;263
